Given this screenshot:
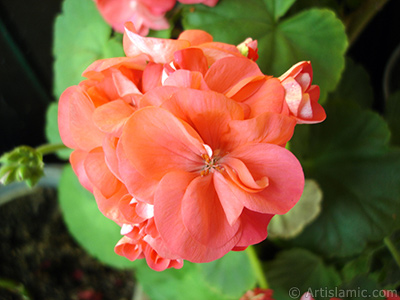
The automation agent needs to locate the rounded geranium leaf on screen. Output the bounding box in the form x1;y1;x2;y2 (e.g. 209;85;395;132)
289;102;400;257
182;0;347;100
53;0;124;98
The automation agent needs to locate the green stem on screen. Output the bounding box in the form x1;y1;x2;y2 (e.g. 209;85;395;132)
246;245;269;289
345;0;390;47
384;236;400;269
36;143;67;156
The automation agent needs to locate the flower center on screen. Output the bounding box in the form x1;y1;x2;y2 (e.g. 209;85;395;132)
200;144;224;176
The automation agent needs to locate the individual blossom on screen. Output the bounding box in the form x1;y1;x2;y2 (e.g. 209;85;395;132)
279;61;326;124
94;0;219;36
58;25;325;270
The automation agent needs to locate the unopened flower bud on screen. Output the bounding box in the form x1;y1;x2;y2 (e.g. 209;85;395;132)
0;146;44;187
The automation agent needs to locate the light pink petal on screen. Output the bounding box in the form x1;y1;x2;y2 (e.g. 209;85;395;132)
111;69;142;97
124;22;190;63
279;61;312;83
181;175;241;248
281;77;303;116
154;171;241;262
205;56;263;94
120;107;205;180
84;147;122;198
93;100;135;137
296;85;326;124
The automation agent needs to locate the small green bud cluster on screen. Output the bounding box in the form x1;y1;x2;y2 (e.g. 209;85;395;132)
0;146;44;187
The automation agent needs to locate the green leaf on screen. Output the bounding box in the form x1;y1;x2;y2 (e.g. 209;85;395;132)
45;102;71;160
266;248;341;300
198;251;256;298
53;0;124;98
328;58;374;109
384;90;400;146
289;102;400;258
262;0;297;20
182;0;348;100
268;179;323;239
58;165;134;269
135;251;255;300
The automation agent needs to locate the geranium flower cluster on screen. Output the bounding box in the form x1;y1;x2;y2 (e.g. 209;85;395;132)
94;0;219;36
58;23;326;271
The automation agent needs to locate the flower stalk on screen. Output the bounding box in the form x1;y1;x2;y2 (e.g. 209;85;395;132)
246;246;269;289
384;236;400;269
36;143;68;156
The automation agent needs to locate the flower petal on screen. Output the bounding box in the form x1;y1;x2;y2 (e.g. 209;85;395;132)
154;171;241;262
234;209;273;249
139;85;179;107
124;22;190;63
163;70;210;90
219;143;304;215
173;48;209;76
236;78;286;118
181;175;241;248
117;140;158;204
226;112;296;149
120;107;205;180
160;89;243;150
58;86;105;151
205;56;263;94
84;147;122;198
70;149;92;192
142;62;163;93
93;99;135;136
178;29;213;45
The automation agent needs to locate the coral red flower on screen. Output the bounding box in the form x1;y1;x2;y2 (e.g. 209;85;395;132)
94;0;219;35
58;27;325;270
